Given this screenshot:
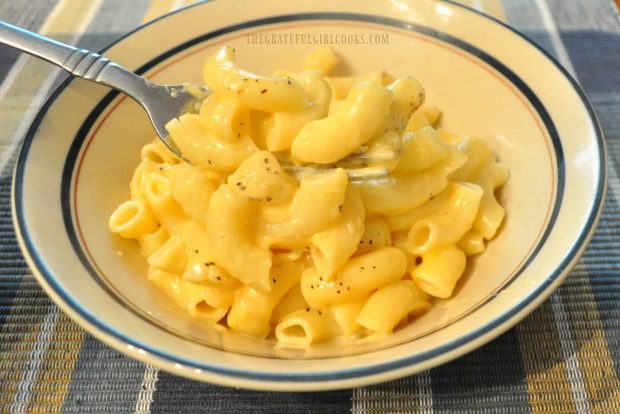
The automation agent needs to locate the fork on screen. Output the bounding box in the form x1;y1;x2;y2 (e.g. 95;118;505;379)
0;20;392;180
0;19;203;159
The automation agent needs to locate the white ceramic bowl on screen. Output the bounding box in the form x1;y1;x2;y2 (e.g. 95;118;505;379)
12;0;606;391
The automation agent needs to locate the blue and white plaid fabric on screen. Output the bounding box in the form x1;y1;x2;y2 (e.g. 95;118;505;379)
1;0;619;412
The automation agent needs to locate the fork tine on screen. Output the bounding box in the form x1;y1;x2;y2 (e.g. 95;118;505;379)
162;136;190;164
345;166;390;180
281;164;389;180
340;151;400;164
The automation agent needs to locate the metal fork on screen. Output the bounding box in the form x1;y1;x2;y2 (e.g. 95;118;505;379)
0;20;392;180
0;19;205;160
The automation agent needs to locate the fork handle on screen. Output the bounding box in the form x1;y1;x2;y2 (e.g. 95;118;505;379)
0;19;151;101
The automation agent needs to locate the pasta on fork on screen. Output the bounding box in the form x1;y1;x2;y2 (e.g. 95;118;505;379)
109;46;508;347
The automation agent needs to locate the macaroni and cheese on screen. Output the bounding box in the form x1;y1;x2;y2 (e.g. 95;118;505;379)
109;46;508;347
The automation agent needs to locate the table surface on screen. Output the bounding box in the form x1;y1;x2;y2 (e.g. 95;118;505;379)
1;0;619;412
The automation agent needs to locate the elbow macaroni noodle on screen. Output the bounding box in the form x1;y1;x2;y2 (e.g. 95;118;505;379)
109;46;508;346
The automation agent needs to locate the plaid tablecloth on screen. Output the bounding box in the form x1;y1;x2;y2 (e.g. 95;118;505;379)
1;0;619;412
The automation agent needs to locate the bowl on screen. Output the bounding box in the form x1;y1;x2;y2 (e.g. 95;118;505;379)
12;0;606;391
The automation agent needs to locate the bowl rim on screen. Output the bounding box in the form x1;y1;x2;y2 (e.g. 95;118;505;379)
11;0;607;389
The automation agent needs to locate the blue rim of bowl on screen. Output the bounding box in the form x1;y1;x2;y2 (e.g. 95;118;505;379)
13;2;606;383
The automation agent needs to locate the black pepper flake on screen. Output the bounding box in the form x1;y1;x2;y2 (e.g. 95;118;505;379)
240;122;244;125
237;133;241;137
287;79;292;85
266;197;272;202
158;167;163;171
318;311;322;315
236;182;242;186
194;249;199;253
311;285;314;289
372;266;376;269
272;277;276;283
264;158;269;163
210;261;215;265
207;160;212;165
338;204;343;213
266;167;271;171
359;240;363;244
216;276;221;280
415;256;423;265
347;286;351;291
319;276;323;281
337;290;340;294
260;89;267;94
306;308;310;312
204;262;211;267
255;79;258;82
360;266;365;270
369;239;373;245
